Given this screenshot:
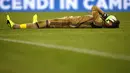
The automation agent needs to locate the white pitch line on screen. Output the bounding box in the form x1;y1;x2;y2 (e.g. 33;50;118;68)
0;37;130;61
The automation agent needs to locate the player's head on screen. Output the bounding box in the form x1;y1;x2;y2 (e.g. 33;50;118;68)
105;15;120;28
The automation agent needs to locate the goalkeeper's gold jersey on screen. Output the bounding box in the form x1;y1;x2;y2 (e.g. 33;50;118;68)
49;15;93;28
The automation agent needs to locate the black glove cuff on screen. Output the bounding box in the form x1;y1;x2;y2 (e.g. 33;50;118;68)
102;13;109;19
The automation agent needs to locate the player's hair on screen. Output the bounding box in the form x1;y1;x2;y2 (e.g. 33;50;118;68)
111;20;120;28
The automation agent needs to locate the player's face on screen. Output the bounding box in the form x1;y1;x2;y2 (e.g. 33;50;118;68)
105;20;113;27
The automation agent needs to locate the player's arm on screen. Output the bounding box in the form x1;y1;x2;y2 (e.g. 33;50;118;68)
92;6;109;20
93;6;120;28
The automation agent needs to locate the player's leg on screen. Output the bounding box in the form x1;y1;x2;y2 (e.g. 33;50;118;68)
31;16;73;28
48;18;71;28
7;15;38;29
12;23;38;29
7;21;38;29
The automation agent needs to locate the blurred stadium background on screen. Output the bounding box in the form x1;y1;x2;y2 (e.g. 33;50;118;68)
0;0;130;73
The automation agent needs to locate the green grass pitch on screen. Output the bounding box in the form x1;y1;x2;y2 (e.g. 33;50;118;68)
0;12;130;73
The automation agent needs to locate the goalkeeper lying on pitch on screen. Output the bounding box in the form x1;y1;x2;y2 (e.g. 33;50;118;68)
7;6;120;29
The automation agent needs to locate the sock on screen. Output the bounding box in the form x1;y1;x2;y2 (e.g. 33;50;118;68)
20;24;27;29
